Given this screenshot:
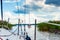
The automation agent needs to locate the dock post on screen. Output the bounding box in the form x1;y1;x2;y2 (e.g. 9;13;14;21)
34;19;37;40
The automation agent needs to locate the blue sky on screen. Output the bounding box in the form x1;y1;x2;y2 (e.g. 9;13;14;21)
45;0;60;6
0;0;60;24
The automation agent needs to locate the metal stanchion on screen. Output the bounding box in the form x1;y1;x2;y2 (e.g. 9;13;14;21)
24;24;26;40
34;19;37;40
1;0;3;28
1;0;3;21
18;19;20;35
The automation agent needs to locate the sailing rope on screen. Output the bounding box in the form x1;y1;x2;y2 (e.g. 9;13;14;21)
0;27;18;37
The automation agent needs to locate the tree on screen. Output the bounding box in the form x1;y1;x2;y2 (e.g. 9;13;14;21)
37;21;60;32
0;20;14;30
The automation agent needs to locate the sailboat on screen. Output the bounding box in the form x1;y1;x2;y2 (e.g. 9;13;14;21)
0;28;21;40
0;0;33;40
0;0;23;40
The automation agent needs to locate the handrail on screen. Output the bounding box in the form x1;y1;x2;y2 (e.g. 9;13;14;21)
45;22;60;26
0;27;18;37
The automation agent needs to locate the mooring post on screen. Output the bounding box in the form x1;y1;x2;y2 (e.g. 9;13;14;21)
18;19;20;35
34;19;37;40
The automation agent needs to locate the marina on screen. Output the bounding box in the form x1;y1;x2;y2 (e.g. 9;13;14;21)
0;0;60;40
0;25;60;40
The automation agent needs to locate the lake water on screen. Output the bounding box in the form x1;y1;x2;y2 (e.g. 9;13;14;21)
11;25;60;40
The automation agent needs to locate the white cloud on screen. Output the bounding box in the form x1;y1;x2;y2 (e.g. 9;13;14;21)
34;13;50;23
25;0;33;4
15;6;25;10
34;0;46;6
17;12;36;24
3;11;18;24
2;11;60;24
2;0;60;24
36;17;49;23
50;12;60;20
25;0;60;12
15;0;60;23
22;12;49;23
34;0;60;12
3;11;17;19
15;6;21;9
3;0;20;3
2;11;49;24
1;11;36;24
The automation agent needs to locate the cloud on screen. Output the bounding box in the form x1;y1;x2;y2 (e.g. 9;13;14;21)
36;16;49;23
2;11;50;24
3;0;20;3
23;0;60;13
50;12;60;20
45;0;60;6
24;12;50;23
14;3;42;14
2;11;17;24
33;0;60;12
2;0;60;24
38;15;53;19
23;4;42;11
35;13;53;22
2;11;35;24
34;0;44;1
14;8;30;14
15;6;21;9
14;0;60;14
25;0;33;4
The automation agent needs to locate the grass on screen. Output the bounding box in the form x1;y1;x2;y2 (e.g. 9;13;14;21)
0;20;14;30
37;20;60;33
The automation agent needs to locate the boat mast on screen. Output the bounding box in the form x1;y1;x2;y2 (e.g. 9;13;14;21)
1;0;3;28
1;0;3;21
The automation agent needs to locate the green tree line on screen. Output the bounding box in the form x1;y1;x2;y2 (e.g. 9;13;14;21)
0;20;14;30
37;21;60;33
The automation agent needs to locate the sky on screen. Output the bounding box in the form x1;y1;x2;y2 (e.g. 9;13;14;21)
0;0;60;24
